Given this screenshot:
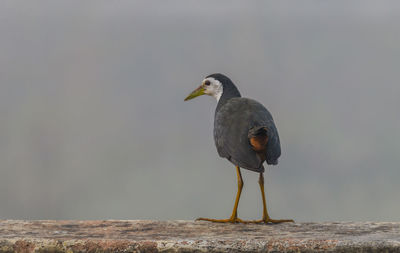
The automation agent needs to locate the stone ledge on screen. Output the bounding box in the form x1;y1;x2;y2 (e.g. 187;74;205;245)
1;220;399;252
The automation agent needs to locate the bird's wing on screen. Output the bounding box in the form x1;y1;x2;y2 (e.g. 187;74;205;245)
214;98;281;171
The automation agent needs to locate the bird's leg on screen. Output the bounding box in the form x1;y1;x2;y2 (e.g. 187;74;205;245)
196;166;246;223
245;173;294;224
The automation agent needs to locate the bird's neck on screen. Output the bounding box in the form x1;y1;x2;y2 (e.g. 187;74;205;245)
216;84;241;111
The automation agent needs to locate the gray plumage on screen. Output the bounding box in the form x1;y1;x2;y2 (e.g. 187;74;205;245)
209;73;281;173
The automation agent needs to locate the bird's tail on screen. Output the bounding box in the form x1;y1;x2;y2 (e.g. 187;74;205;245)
248;126;268;138
266;158;278;165
249;126;279;166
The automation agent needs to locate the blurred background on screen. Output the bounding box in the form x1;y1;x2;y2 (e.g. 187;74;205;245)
1;1;399;221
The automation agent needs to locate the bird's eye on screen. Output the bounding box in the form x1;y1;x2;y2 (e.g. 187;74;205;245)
204;80;211;86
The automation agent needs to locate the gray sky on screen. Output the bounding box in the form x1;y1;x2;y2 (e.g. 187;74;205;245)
1;0;399;221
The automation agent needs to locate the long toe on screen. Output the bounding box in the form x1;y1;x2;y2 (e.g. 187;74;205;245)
267;218;294;224
237;218;294;224
196;217;247;223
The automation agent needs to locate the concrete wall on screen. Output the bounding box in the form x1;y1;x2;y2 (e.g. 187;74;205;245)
1;220;400;252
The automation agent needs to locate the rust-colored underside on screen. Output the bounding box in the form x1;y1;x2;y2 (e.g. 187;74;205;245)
249;134;268;160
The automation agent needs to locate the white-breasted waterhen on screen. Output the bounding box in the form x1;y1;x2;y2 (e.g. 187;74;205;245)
185;73;293;224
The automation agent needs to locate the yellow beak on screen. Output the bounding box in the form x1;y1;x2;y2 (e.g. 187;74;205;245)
184;86;205;101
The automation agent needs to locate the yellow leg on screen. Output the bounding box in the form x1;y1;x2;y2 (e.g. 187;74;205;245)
196;166;246;223
245;173;294;224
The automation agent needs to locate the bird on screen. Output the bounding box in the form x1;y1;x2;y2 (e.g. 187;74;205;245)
184;73;293;224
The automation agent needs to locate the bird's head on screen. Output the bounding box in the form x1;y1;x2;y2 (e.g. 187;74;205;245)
184;74;224;102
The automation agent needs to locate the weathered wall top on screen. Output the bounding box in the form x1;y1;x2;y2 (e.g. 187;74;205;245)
0;220;399;252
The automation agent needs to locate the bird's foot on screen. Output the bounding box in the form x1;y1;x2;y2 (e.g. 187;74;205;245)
196;217;246;223
244;217;294;224
196;216;294;224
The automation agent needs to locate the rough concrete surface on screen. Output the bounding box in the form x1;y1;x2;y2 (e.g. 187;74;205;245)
0;220;399;252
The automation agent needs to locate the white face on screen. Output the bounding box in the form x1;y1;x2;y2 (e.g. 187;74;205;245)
202;77;223;101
